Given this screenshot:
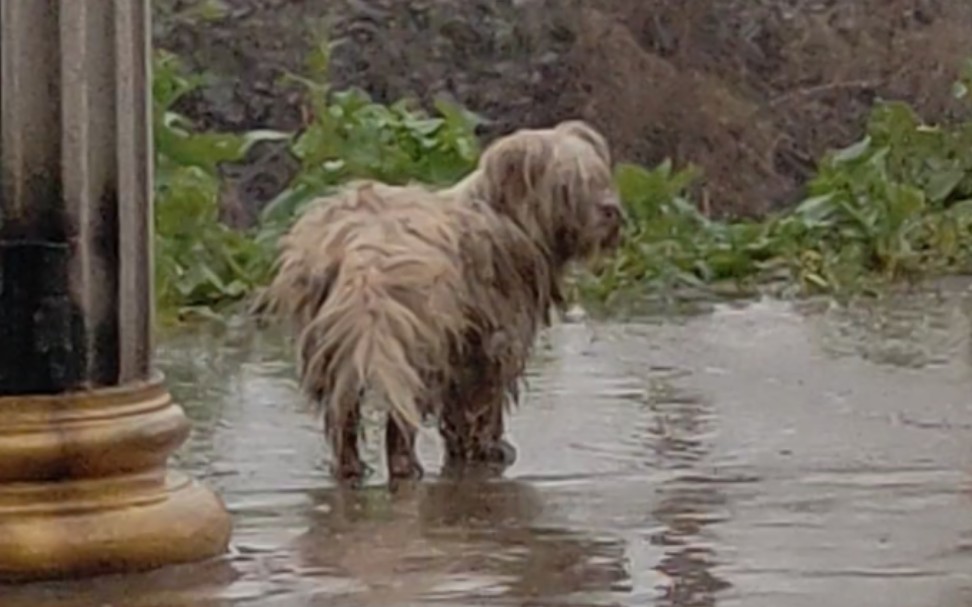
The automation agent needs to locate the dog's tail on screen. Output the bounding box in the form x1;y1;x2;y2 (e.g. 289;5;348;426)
271;258;466;455
296;265;434;437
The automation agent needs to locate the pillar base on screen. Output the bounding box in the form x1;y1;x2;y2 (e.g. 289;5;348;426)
0;377;232;582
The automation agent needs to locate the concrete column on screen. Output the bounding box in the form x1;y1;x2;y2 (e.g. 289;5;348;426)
0;0;232;581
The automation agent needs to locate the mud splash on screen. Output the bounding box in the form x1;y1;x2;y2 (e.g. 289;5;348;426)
7;282;972;606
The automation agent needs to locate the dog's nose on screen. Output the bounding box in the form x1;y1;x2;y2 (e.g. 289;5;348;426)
605;207;627;234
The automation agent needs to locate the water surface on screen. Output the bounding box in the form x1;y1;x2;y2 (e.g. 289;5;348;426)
8;283;972;606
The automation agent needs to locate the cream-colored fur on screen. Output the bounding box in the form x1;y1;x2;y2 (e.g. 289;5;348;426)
254;120;623;483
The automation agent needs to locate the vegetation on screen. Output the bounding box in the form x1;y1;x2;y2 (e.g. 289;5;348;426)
154;47;972;322
154;50;286;321
589;63;972;305
153;45;480;322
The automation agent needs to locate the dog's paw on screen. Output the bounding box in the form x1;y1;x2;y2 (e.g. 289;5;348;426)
441;438;517;479
487;438;517;467
332;458;366;485
389;454;425;481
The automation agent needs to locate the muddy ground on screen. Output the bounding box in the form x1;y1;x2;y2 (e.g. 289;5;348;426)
154;0;972;220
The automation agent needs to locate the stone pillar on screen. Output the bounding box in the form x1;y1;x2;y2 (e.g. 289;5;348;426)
0;0;232;581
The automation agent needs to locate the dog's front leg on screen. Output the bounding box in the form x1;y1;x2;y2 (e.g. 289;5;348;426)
483;394;517;466
386;419;424;481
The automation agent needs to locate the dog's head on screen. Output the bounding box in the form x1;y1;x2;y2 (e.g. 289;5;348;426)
474;120;624;265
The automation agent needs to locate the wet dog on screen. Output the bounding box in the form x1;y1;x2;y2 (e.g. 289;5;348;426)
254;120;624;484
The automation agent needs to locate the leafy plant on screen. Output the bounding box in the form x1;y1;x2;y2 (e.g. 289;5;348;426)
260;38;482;227
582;84;972;304
582;160;777;303
152;43;481;321
773;99;972;293
151;44;972;320
153;50;288;321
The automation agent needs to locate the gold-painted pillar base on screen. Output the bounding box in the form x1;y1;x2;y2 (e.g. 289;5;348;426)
0;377;232;582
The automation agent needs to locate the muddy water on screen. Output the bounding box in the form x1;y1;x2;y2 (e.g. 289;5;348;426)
8;284;972;606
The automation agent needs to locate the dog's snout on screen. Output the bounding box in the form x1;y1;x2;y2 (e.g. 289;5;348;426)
599;200;623;223
595;196;625;249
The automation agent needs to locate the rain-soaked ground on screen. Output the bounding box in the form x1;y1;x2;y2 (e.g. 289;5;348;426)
9;281;972;606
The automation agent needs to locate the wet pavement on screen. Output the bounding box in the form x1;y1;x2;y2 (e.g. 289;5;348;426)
7;282;972;606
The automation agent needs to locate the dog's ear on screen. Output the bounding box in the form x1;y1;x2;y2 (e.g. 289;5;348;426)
554;120;611;165
478;130;554;215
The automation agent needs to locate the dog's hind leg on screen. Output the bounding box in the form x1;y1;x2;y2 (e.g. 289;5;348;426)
325;398;365;484
386;419;424;480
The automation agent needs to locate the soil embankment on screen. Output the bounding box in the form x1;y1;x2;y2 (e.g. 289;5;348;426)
155;0;972;220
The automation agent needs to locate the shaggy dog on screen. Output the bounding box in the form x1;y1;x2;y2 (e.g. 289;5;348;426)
254;120;624;484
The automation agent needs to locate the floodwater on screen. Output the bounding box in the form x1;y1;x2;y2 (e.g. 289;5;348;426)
8;282;972;606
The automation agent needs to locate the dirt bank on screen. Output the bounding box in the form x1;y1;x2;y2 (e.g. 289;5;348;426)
155;0;972;220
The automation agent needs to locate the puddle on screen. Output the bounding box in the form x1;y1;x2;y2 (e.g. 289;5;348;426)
7;283;972;606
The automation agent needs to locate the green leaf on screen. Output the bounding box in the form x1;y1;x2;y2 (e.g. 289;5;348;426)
259;182;323;226
831;136;872;164
614;163;655;204
793;193;835;219
926;168;966;203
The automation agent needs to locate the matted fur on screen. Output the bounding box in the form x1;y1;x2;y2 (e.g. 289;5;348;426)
255;120;622;483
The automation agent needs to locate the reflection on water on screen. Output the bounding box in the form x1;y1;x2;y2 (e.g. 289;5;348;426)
292;481;629;605
7;280;972;605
